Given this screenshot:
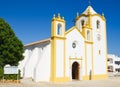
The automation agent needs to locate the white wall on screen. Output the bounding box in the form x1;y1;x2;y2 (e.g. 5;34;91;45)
92;16;107;75
19;42;51;82
66;28;85;79
86;44;92;75
56;40;64;77
24;47;40;78
18;49;31;77
34;43;51;82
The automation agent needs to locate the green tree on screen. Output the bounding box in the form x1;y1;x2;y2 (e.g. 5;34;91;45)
0;18;24;67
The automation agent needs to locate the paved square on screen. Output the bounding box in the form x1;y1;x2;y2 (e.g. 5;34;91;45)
0;77;120;87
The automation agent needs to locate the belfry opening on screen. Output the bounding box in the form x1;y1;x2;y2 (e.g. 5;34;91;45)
72;62;79;80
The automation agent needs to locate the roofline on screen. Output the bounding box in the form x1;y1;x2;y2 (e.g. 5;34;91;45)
65;26;84;38
76;14;106;21
24;38;51;47
65;26;75;34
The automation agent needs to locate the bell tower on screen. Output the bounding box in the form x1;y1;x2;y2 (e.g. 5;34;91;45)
50;13;70;82
51;13;65;37
76;5;108;80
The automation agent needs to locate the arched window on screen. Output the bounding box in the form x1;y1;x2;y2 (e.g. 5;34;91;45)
57;24;62;35
81;20;85;26
87;30;90;40
96;20;100;29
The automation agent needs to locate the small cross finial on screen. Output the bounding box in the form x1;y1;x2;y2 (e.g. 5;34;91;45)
62;17;64;20
53;14;56;18
102;12;104;16
58;13;61;18
88;0;91;6
76;12;79;17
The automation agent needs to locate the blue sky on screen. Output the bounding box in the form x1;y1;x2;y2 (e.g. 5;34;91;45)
0;0;120;56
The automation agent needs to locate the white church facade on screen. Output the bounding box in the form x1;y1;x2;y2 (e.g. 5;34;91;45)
18;6;108;82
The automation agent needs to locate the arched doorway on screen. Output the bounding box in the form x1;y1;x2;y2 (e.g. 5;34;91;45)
72;62;79;80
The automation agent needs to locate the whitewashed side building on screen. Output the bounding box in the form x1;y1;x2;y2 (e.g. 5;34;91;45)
108;54;120;72
18;5;108;82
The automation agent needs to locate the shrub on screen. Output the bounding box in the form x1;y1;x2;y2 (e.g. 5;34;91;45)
0;67;3;80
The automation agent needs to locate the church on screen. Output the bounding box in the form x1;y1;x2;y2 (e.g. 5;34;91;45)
18;5;108;82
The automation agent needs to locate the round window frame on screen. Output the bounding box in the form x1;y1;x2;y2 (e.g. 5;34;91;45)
72;42;76;49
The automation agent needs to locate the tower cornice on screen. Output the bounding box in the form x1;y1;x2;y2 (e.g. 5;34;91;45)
76;14;106;21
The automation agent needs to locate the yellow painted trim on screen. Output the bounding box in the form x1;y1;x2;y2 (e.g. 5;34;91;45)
92;74;108;80
82;25;92;30
83;74;108;80
65;26;84;38
76;14;106;22
85;41;93;44
52;18;65;23
65;26;76;34
50;20;56;82
92;14;106;21
51;77;70;82
75;26;85;37
69;58;82;60
83;76;89;80
51;36;66;40
88;12;92;28
76;14;88;20
51;21;55;37
50;38;56;82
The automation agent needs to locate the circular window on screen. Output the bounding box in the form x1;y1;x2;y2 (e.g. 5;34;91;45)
72;42;76;48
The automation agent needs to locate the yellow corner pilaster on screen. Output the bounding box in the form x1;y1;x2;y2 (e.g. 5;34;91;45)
50;38;56;82
88;14;92;28
50;13;69;82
